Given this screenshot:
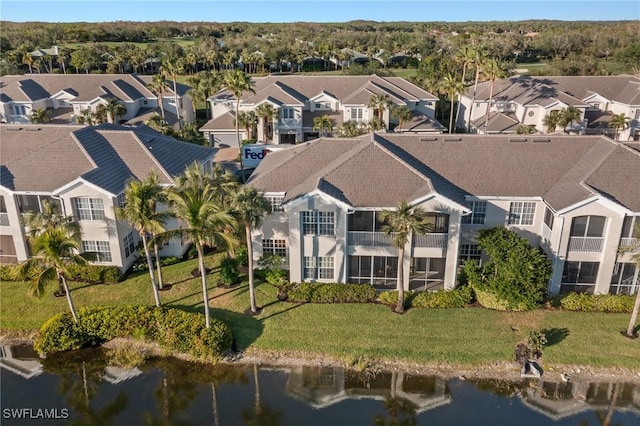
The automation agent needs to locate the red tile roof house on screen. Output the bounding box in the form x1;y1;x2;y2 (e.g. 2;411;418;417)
0;124;215;271
0;74;194;128
457;75;640;141
200;75;444;148
247;133;640;295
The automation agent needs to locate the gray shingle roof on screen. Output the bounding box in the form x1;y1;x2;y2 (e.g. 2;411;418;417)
248;133;640;212
0;124;215;194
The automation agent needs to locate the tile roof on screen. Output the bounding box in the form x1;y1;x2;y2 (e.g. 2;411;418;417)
248;133;639;212
0;124;215;194
471;112;520;133
398;111;446;132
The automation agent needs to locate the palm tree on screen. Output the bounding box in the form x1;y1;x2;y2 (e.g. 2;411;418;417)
223;69;255;153
467;48;488;132
76;109;94;126
116;172;171;307
187;70;222;120
618;222;640;338
161;58;183;129
454;46;475;127
230;186;272;314
156;163;237;328
255;103;277;142
19;225;87;322
543;112;560;133
379;200;431;313
391;105;413;132
439;73;465;134
313;114;334;137
482;59;506;133
103;98;126;124
338;120;366;137
516;124;537;134
22;199;79;242
609;113;631;141
368;93;393;125
558;106;581;130
147;73;167;120
236;111;258;141
30;108;51;124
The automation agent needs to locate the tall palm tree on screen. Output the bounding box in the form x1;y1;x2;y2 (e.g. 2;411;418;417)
22;199;79;242
156;163;237;328
368;93;393;125
103;98;126;124
116;171;171;307
482;59;506;133
230;186;272;314
609;113;631;141
187;70;222;120
255;103;277;142
161;58;183;129
439;73;465;134
223;69;255;153
391;105;413;132
236;111;258;141
618;222;640;338
30;108;51;124
313;114;334;137
379;200;431;313
76;109;94;126
467;48;488;132
454;46;475;127
147;73;167;120
19;225;87;322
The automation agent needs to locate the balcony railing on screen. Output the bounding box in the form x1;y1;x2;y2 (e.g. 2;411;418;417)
279;118;301;128
412;233;448;249
541;223;552;242
620;238;640;253
5;114;30;124
348;231;394;247
0;213;9;226
568;236;604;252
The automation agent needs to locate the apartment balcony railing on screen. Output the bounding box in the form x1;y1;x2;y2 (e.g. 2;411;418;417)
348;231;394;247
279;118;301;128
568;236;604;252
541;224;552;242
412;233;448;249
620;238;640;253
0;213;9;226
5;114;30;124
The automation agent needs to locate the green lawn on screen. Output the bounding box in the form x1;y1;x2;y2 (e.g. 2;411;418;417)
1;252;638;369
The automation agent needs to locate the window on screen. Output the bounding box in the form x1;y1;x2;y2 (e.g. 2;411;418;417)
544;207;554;230
301;211;335;236
82;240;112;262
424;213;449;233
610;263;638;295
74;198;105;220
458;244;481;267
348;255;397;289
350;108;363;120
570;216;605;237
315;103;321;109
508;201;536;226
115;192;126;208
265;195;284;212
13;104;26;115
635;110;640;120
462;201;487;225
123;232;136;258
348;211;385;232
16;194;62;214
303;256;334;280
282;108;294;119
409;257;445;291
621;216;637;238
560;261;599;294
262;239;287;257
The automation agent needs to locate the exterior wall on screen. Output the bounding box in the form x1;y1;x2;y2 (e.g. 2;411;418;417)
0;189;30;263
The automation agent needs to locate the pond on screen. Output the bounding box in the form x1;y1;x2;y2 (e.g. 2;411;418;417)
1;345;639;425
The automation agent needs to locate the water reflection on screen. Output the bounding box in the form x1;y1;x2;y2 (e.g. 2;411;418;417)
1;345;639;426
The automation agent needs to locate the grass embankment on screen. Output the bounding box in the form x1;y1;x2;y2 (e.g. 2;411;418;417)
1;251;638;369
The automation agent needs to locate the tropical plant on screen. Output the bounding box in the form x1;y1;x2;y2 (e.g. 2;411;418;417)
482;59;507;133
543;111;560;133
161;58;183;129
618;222;640;338
438;73;465;134
236;111;258;140
379;200;431;313
368;93;393;124
146;113;172;135
230;185;272;314
255;103;277;142
76;109;94;126
22;199;79;243
516;124;537;134
391;105;412;132
558;106;581;129
338;120;367;137
223;69;255;153
609;113;631;141
147;73;167;120
30;108;51;123
116;171;171;306
466;48;488;132
156;163;237;328
313;114;334;137
103;97;126;124
454;45;475;126
187;70;222;120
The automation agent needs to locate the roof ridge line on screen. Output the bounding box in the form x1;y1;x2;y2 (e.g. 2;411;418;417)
114;128;174;183
371;133;434;188
70;127;99;169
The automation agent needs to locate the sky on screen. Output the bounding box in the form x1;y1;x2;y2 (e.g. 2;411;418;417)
0;0;638;23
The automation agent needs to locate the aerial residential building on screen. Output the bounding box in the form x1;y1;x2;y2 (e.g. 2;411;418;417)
247;133;639;295
457;75;640;140
201;75;443;147
0;74;194;127
0;124;215;271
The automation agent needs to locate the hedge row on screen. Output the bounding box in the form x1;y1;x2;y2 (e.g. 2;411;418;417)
0;264;124;283
377;286;474;309
34;305;233;361
286;282;377;303
557;292;636;313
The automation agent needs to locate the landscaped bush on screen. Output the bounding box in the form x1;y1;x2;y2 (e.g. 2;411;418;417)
411;286;474;308
1;264;123;283
160;256;181;267
219;257;240;285
235;246;249;267
473;286;530;311
558;292;635;313
377;290;411;307
286;283;377;303
34;305;233;361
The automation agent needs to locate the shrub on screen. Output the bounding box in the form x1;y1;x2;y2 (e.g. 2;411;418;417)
235;246;249;267
286;283;377;303
160;256;181;267
527;330;548;357
473;286;529;311
2;264;123;283
34;306;233;361
411;286;474;309
559;292;635;313
219;257;240;285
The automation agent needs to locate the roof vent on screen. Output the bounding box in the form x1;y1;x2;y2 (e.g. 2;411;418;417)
25;127;41;131
6;127;23;131
419;137;439;142
509;138;528;143
532;137;551;143
444;137;462;142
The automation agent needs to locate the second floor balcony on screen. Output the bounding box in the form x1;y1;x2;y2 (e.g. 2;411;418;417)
412;233;448;249
348;231;394;247
568;236;604;252
620;238;640;253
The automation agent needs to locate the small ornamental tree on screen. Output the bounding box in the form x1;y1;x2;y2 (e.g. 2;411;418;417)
464;226;552;310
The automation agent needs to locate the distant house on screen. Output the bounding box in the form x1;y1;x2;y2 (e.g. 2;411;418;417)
457;75;640;140
201;75;442;147
0;74;194;127
0;124;215;271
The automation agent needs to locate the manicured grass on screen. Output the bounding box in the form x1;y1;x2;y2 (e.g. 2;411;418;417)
1;252;638;369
